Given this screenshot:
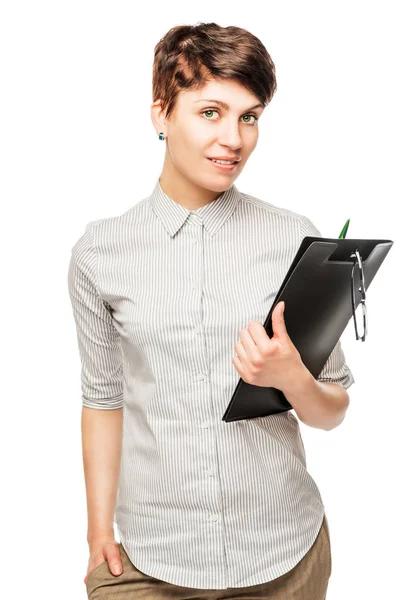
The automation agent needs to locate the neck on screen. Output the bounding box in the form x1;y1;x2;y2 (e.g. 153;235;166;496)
159;154;228;210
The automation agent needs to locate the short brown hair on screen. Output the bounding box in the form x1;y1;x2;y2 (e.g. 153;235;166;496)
152;22;277;120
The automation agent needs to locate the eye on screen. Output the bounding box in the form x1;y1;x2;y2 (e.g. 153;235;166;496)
242;114;258;124
201;109;219;120
200;109;258;125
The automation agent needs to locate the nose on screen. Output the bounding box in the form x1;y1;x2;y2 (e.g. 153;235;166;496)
218;123;243;152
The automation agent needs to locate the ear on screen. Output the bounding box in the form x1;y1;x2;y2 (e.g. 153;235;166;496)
150;99;168;138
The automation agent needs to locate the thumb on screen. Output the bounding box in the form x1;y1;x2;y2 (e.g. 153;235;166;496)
271;301;287;339
106;544;123;576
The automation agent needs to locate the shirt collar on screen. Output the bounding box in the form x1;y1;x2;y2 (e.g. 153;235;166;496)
149;178;241;238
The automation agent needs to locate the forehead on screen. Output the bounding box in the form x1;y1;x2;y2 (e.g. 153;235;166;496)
179;78;262;109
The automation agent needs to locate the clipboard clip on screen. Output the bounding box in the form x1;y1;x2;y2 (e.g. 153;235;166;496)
350;248;368;341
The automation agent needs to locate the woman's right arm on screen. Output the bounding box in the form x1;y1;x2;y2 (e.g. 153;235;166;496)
67;223;125;582
82;406;124;580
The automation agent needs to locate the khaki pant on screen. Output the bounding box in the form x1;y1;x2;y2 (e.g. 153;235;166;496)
86;514;331;599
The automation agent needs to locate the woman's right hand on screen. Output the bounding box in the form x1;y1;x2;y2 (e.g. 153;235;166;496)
84;537;123;585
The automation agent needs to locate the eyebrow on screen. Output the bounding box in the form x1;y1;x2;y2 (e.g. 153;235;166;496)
195;99;264;111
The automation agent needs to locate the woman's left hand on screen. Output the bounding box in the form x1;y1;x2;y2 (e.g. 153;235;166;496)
232;301;305;390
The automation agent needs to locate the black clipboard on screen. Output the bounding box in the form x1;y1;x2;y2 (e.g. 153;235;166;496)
222;236;394;422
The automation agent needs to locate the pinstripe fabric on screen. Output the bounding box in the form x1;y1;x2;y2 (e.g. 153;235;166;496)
68;178;354;590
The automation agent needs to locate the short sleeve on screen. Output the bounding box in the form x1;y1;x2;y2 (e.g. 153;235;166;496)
67;221;124;409
300;215;355;391
316;338;355;390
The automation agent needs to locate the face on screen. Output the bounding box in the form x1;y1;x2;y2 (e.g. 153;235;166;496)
151;78;265;198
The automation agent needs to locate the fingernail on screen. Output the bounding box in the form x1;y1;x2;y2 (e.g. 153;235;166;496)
114;564;122;574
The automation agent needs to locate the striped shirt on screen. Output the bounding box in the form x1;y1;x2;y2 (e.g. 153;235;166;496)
68;178;355;590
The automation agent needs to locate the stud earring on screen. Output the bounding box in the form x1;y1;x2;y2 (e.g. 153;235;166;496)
159;132;165;140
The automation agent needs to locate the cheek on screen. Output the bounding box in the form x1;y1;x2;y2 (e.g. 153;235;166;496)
242;138;257;160
247;128;259;148
169;124;209;160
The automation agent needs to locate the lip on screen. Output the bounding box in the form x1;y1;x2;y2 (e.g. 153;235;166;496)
207;157;239;172
208;156;241;161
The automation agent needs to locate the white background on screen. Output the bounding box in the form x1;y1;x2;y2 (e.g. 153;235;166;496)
1;1;399;598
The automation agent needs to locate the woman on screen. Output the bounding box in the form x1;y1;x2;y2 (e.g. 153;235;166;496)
68;22;354;600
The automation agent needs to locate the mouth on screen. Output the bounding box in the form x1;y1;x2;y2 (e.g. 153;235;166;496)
207;157;240;171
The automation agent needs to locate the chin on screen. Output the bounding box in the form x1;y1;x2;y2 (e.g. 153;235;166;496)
201;176;237;193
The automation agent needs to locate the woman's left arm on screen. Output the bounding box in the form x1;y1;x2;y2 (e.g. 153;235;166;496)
232;300;350;431
280;369;350;431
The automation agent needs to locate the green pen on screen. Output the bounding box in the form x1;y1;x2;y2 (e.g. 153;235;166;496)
339;219;350;239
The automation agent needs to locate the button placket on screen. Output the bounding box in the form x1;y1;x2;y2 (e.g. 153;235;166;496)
187;215;215;499
186;217;208;425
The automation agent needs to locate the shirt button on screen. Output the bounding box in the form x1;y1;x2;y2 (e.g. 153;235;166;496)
210;514;219;522
194;327;201;335
205;470;213;478
191;238;197;245
197;373;206;380
201;421;210;429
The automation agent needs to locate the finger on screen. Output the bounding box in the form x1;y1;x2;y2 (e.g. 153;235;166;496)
233;340;247;361
106;545;123;575
271;301;287;339
245;321;271;355
238;327;259;361
232;354;246;376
